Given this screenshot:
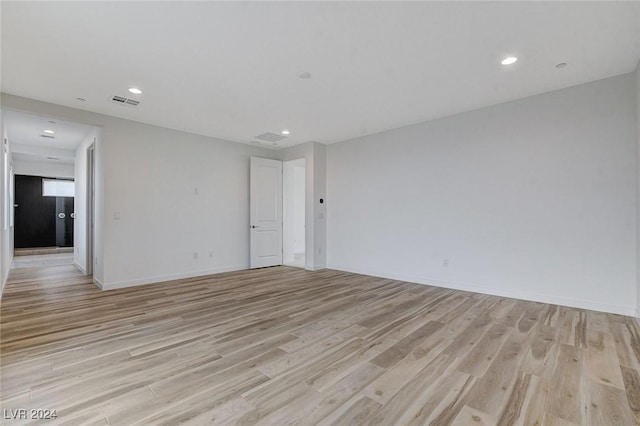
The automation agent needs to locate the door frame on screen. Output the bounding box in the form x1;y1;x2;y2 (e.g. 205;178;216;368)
86;143;95;276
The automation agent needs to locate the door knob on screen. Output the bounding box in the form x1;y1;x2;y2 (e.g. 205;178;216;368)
70;212;76;219
58;213;66;219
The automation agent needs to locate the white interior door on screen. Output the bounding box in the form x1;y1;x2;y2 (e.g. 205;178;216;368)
250;157;283;268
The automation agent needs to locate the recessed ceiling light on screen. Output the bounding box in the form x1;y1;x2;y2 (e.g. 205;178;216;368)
298;72;312;80
128;87;143;95
501;56;518;65
281;130;290;136
555;62;568;69
43;129;55;134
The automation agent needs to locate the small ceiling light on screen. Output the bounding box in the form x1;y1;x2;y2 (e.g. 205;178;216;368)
128;87;143;95
555;62;568;69
43;129;55;134
281;130;290;136
501;56;518;65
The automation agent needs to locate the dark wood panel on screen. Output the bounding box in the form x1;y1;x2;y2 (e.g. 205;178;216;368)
14;175;56;248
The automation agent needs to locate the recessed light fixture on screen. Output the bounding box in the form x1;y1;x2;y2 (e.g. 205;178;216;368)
128;87;143;95
555;62;568;69
43;129;55;134
501;56;518;65
281;130;290;136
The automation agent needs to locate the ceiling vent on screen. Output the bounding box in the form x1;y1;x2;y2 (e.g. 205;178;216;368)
254;132;286;143
40;134;55;139
112;95;141;107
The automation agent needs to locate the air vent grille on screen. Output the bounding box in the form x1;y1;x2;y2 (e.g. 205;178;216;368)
254;132;286;143
112;95;141;107
40;134;55;139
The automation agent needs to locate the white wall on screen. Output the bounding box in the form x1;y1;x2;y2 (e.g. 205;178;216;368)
2;94;277;289
636;61;640;320
278;142;327;270
313;143;327;270
13;160;74;179
0;110;14;296
328;73;637;316
102;123;277;287
293;165;305;254
283;159;305;265
74;128;98;274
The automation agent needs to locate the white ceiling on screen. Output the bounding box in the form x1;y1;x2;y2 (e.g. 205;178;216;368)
3;110;93;164
2;2;639;148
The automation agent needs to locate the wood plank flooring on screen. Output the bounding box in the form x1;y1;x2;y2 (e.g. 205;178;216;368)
1;264;639;425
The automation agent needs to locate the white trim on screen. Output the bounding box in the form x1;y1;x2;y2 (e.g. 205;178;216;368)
306;265;326;271
93;276;104;289
327;263;637;317
98;264;248;291
0;266;9;300
73;261;87;275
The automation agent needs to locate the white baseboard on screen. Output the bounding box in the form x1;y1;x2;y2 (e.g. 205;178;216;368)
306;264;327;271
93;276;104;289
0;266;8;301
73;261;87;275
99;264;249;290
327;263;637;317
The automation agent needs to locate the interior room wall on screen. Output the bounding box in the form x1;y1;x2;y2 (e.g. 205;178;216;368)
312;143;327;270
293;164;305;254
283;159;305;265
636;60;640;320
13;161;74;179
327;73;637;316
278;141;327;270
1;94;277;289
74;128;98;274
0;112;14;296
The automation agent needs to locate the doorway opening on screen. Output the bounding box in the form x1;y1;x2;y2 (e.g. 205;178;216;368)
283;158;305;268
4;110;98;272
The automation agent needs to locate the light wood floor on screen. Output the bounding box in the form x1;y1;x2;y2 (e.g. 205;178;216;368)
1;264;639;425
